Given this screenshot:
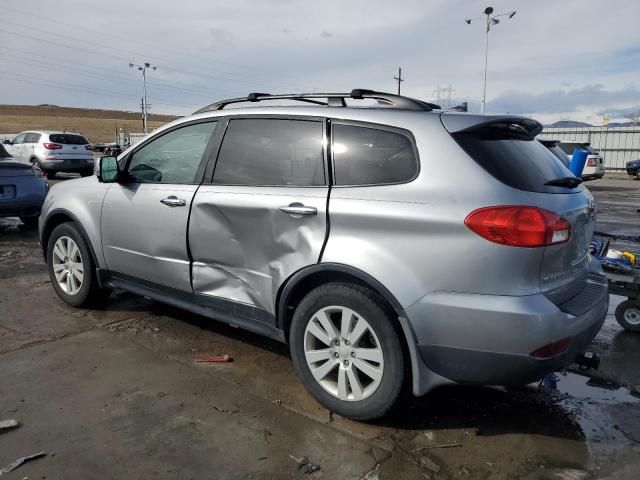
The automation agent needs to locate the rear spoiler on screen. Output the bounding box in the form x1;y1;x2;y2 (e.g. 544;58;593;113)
440;114;543;138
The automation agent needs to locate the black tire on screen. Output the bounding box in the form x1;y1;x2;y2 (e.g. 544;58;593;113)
46;222;108;307
80;170;93;177
289;282;405;421
46;171;57;179
615;300;640;332
19;215;39;228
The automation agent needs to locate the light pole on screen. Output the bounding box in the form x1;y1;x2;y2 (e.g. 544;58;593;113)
129;62;157;134
465;7;516;114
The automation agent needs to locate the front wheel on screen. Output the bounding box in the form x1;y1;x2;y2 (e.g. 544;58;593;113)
615;300;640;332
47;222;108;307
289;283;405;421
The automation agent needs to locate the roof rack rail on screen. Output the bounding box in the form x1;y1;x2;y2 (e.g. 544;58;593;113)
193;89;441;114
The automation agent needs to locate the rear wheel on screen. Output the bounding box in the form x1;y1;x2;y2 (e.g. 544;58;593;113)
615;300;640;332
80;169;93;177
46;171;57;179
47;222;109;307
289;283;405;420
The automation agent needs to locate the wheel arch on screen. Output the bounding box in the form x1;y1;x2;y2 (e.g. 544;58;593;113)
41;209;100;271
276;263;451;397
276;263;404;336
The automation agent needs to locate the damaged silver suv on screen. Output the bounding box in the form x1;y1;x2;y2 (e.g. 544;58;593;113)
40;90;608;420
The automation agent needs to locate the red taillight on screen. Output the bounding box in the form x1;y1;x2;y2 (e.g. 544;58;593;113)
85;145;94;151
465;206;571;248
587;158;596;167
530;337;571;359
43;142;63;150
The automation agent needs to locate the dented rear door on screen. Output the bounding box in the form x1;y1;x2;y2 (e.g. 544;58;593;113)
189;117;328;324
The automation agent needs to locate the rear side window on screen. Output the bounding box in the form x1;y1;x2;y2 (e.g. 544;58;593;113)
548;145;570;167
213;119;325;186
49;134;88;145
453;124;576;193
332;124;417;185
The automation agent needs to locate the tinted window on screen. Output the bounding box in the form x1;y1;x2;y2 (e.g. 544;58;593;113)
332;124;417;185
548;145;571;167
49;134;89;145
24;133;41;143
213;119;324;186
453;124;577;193
127;122;217;184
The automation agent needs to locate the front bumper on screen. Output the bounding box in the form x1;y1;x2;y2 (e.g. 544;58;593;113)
627;167;639;176
406;270;608;387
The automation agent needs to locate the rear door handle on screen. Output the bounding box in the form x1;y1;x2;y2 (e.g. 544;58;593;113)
160;196;186;207
279;203;317;216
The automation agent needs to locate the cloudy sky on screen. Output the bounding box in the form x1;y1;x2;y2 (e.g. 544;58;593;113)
1;0;639;124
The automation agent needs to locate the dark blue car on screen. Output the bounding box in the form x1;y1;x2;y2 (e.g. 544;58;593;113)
627;159;640;179
0;143;49;227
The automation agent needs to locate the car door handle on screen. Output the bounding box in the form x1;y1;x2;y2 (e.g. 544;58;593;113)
160;196;186;207
279;203;317;216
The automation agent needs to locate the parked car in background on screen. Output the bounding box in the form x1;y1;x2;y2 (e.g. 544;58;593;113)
539;139;570;167
559;142;605;180
39;90;608;420
2;131;94;179
626;159;640;179
0;143;48;227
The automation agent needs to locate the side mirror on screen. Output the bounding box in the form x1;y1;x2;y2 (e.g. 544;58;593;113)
97;156;119;183
2;140;11;145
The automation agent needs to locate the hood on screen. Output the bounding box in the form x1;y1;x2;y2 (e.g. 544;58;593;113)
627;159;640;167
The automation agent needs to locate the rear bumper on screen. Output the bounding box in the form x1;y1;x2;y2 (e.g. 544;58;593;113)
406;268;608;387
581;172;605;180
0;200;44;217
40;158;94;172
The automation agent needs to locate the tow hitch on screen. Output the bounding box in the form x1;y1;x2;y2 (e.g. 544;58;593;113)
575;351;600;370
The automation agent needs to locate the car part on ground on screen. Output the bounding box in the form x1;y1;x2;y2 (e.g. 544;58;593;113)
39;89;608;420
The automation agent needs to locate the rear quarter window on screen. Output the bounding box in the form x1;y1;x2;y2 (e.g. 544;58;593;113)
332;124;418;185
453;125;577;193
49;134;89;145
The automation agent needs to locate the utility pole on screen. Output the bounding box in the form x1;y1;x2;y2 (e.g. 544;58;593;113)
394;67;404;95
465;7;516;114
432;84;456;109
129;62;157;134
140;97;146;133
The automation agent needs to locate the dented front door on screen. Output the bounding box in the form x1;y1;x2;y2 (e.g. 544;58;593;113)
188;186;327;320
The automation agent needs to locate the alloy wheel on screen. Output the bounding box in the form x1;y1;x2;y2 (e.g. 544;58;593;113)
52;236;84;295
303;306;384;401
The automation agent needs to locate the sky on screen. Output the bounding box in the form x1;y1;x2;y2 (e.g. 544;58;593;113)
0;0;639;124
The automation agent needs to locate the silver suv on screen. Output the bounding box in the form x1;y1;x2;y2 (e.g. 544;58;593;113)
39;90;608;420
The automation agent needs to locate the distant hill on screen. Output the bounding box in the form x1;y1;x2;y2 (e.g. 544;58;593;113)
0;104;180;142
545;120;594;128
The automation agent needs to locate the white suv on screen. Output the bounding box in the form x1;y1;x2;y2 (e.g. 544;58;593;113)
2;131;94;179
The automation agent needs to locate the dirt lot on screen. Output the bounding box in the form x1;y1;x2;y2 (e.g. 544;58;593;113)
0;105;178;143
0;174;639;479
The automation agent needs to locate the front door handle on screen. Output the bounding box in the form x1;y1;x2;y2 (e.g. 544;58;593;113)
160;196;186;207
279;203;317;216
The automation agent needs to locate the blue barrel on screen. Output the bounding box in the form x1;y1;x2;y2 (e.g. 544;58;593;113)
569;148;588;177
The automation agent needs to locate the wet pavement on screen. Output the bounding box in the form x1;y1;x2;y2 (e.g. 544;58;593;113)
0;174;639;479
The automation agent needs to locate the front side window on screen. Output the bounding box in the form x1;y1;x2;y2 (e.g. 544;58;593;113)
127;122;217;184
332;124;418;185
12;133;26;144
213;119;324;186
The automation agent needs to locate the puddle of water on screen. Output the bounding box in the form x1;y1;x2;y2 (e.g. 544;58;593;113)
550;372;639;405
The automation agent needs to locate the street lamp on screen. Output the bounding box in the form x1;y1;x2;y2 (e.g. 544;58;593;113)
465;7;516;114
129;62;157;134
